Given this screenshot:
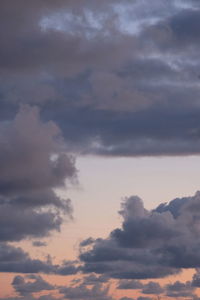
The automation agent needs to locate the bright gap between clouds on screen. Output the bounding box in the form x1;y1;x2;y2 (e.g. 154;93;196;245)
39;2;169;37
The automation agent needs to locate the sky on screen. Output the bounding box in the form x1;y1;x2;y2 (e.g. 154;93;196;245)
1;0;200;299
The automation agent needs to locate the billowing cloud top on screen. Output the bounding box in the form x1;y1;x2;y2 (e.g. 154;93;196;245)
0;105;76;242
80;192;200;279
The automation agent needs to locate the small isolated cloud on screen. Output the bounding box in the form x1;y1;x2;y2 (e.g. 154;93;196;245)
32;241;47;247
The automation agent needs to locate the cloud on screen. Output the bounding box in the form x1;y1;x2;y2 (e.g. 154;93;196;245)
12;274;55;296
56;260;81;276
192;270;200;287
0;1;200;156
117;279;163;295
59;282;113;300
137;297;152;300
0;297;59;300
165;280;195;298
82;274;109;285
0;105;76;242
3;273;113;300
79;237;96;248
32;241;47;247
2;0;200;298
0;243;80;275
117;280;143;290
141;282;163;295
119;298;135;300
0;243;54;274
0;105;76;195
80;191;200;279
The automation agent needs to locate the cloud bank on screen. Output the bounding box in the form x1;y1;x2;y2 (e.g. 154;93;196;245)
0;0;200;156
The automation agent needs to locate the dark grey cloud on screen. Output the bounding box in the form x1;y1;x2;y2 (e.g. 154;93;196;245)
82;274;109;285
192;270;200;287
117;277;199;298
141;282;163;295
169;9;200;47
2;0;200;297
117;280;143;290
118;280;164;297
59;282;113;300
12;274;55;296
0;296;61;300
0;243;54;274
0;243;80;275
80;191;200;279
0;204;62;241
137;297;152;300
0;1;200;156
0;278;113;300
165;280;195;298
56;260;81;276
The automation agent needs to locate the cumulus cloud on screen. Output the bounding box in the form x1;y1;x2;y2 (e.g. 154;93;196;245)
0;243;80;276
80;191;200;279
0;105;76;195
12;274;55;296
59;282;113;300
0;105;76;242
0;279;113;300
117;279;163;295
0;243;54;274
165;280;195;298
117;280;143;290
141;282;163;295
82;274;109;285
32;241;47;247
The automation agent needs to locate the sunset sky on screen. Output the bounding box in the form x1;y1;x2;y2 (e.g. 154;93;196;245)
1;1;200;299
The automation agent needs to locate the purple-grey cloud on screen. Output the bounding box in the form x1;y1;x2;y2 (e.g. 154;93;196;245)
80;192;200;279
0;1;200;156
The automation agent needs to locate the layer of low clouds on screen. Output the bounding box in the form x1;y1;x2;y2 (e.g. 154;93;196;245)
0;105;76;242
0;243;79;275
2;270;200;300
12;274;55;297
